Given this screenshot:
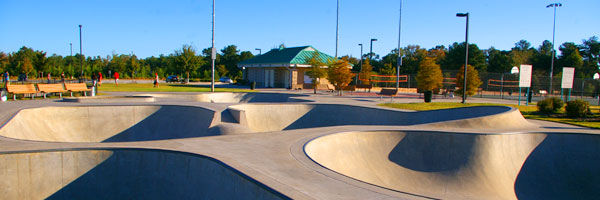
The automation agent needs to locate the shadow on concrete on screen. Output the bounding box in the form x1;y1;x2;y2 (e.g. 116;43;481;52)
103;106;216;142
284;105;511;130
514;133;600;199
388;132;475;173
46;149;288;200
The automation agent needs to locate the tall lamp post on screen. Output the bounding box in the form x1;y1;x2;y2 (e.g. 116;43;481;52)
210;0;215;92
396;0;403;90
456;13;469;104
70;43;72;56
335;0;339;58
547;3;562;96
255;48;261;55
357;43;363;84
369;38;377;60
78;25;83;81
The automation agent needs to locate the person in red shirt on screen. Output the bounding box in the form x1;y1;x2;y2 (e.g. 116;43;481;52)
47;73;51;83
114;72;119;86
98;72;103;86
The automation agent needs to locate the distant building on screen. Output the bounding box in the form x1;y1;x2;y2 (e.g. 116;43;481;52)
237;46;335;88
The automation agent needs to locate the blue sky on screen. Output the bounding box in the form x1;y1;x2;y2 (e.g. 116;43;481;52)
1;0;598;58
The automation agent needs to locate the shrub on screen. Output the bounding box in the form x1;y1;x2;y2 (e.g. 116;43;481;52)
565;100;591;118
537;97;564;114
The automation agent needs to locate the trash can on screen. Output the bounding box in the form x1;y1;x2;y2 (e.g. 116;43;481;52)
424;90;433;103
250;82;256;90
1;89;7;102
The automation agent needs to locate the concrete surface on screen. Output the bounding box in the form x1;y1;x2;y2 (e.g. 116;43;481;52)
0;91;597;199
305;131;600;200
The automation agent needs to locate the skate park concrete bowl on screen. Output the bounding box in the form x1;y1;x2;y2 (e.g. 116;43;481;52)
0;105;222;142
61;95;155;103
304;130;600;200
227;104;532;132
144;92;311;103
0;149;287;200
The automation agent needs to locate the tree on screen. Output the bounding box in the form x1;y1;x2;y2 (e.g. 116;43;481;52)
20;57;34;75
305;51;327;94
175;45;203;83
380;63;396;76
359;58;373;84
558;42;584;77
327;58;354;95
486;47;511;73
510;40;534;67
455;64;482;96
532;40;553;73
444;42;486;72
416;57;443;91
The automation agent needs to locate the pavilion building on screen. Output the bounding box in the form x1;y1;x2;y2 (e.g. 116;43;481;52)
237;46;335;88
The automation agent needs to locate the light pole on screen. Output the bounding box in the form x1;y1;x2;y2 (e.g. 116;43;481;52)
211;0;215;92
547;3;562;96
456;13;469;104
255;48;261;55
335;0;339;58
78;25;83;81
70;43;72;56
369;38;377;61
396;0;403;90
357;44;363;84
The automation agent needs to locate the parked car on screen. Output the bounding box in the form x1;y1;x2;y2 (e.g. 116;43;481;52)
166;75;179;83
219;77;233;83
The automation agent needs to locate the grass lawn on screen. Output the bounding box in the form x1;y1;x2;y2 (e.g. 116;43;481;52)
97;83;252;93
378;102;600;129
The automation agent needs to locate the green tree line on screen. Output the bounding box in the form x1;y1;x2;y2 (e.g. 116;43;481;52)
0;45;254;81
342;36;599;79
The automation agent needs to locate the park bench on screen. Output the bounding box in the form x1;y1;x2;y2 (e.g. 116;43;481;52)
341;85;356;95
378;88;398;101
64;83;91;96
6;84;37;100
356;84;372;92
37;83;66;98
326;84;335;93
291;84;303;90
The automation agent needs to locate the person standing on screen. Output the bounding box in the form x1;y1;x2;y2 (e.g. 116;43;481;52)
154;73;159;88
114;72;119;86
3;71;9;86
47;72;51;84
98;72;103;86
61;72;65;83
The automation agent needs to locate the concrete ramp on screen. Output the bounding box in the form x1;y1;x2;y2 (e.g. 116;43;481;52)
0;149;287;200
0;105;219;142
305;131;600;199
228;104;531;132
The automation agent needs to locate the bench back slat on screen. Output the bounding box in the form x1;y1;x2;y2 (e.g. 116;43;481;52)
378;88;398;96
64;83;90;91
6;84;37;94
37;84;65;93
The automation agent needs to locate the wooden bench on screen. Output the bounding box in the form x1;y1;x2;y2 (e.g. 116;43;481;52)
341;85;356;95
291;84;303;90
64;83;91;96
6;84;37;100
37;83;66;98
378;88;398;101
356;84;372;92
326;84;335;93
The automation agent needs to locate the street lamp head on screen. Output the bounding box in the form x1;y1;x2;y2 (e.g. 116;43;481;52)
456;13;468;17
358;43;362;46
255;48;261;50
546;3;562;8
79;24;82;28
371;39;377;42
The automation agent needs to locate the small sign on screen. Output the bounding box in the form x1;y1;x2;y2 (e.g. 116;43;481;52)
511;66;519;74
561;67;575;89
211;47;217;59
519;64;532;87
594;73;599;80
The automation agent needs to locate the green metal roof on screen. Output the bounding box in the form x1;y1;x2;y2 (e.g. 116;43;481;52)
238;46;335;66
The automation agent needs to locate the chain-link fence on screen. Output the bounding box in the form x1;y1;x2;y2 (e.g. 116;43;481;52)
358;70;600;105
